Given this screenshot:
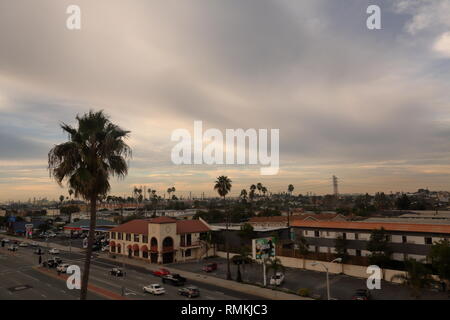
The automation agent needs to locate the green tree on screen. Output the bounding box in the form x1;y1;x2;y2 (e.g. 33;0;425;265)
214;175;232;280
391;259;436;298
396;194;411;210
429;240;450;283
294;234;309;269
334;235;349;262
48;110;131;300
366;228;392;268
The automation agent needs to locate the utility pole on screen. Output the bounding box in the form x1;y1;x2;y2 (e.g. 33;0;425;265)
332;175;339;197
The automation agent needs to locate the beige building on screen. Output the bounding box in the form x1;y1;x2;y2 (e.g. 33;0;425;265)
108;217;210;264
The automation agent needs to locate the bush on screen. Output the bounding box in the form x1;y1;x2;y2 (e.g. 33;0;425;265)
298;288;310;297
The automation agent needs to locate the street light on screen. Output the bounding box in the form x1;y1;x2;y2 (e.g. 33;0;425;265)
310;258;342;300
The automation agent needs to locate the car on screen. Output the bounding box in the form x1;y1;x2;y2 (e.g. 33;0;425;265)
56;264;70;273
202;262;218;272
152;268;171;277
49;248;60;254
178;286;200;298
2;238;10;243
352;289;371;300
109;268;126;277
269;272;285;286
43;257;62;268
162;273;186;286
143;284;166;295
30;241;38;247
7;245;18;251
18;242;29;247
47;232;57;238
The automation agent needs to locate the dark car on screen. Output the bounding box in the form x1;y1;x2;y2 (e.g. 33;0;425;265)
352;289;371;300
202;262;218;272
109;268;126;277
162;273;186;286
178;286;200;298
43;257;62;268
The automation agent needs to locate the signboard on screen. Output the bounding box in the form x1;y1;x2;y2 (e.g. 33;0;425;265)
252;237;276;260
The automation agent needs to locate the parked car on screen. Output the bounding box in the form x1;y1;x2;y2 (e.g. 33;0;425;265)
49;248;60;254
2;238;10;243
202;262;218;272
178;286;200;298
47;232;57;238
7;245;18;251
352;289;371;300
109;268;126;277
56;264;70;273
43;257;62;268
143;284;166;295
162;273;186;286
269;272;285;286
18;242;29;247
152;268;171;277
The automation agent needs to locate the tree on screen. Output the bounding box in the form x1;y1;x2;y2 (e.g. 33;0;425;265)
294;234;309;269
68;188;74;201
59;195;65;206
38;222;51;234
366;228;392;268
232;247;253;282
214;175;232;280
265;257;285;284
240;189;248;203
257;183;263;196
396;194;411;210
429;240;450;284
334;234;349;262
48;110;131;300
288;184;294;196
391;259;436;298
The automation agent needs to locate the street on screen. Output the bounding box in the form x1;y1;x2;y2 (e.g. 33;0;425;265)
0;240;262;300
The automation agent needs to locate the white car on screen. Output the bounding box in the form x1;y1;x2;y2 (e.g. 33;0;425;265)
143;284;166;295
2;238;10;243
56;264;70;273
19;242;29;247
31;241;38;247
49;248;60;254
47;232;57;238
269;272;285;286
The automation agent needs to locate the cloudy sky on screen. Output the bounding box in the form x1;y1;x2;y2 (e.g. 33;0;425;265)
1;0;450;201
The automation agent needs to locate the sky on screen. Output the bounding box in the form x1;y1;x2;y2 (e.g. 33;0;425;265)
1;0;450;202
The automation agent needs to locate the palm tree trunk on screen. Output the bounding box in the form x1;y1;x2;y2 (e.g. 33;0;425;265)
80;194;97;300
225;196;231;280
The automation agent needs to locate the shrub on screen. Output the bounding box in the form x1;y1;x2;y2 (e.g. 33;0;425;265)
298;288;310;297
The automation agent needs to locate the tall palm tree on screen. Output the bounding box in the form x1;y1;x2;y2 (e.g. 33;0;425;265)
288;184;294;196
214;175;232;280
48;110;131;300
391;258;436;299
68;189;74;202
59;195;65;207
240;189;248;202
257;183;263;196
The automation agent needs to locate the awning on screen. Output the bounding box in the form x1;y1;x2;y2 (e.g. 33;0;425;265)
132;244;139;251
141;245;149;252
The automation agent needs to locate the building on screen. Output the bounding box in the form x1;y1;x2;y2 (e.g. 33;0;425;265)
108;217;210;264
291;220;450;262
248;213;346;228
64;219;117;234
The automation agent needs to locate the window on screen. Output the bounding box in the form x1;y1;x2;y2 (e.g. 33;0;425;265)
180;235;186;247
111;232;116;240
134;234;140;242
126;233;131;241
142;235;148;243
118;233;123;240
142;251;148;259
425;237;432;245
314;230;320;237
355;233;359;240
187;234;192;246
185;249;192;257
111;246;116;253
342;233;347;240
356;250;361;257
133;249;139;257
402;236;407;243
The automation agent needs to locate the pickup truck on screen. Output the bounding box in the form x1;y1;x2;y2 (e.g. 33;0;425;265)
161;273;186;286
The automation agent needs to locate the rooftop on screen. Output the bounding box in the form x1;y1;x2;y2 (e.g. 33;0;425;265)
109;218;210;235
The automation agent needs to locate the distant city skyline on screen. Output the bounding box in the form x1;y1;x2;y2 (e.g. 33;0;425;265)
2;1;450;201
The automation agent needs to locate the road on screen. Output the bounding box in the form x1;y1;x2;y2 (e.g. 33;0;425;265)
169;257;450;300
0;241;262;300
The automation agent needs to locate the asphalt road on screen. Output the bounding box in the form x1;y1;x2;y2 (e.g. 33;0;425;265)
0;242;262;300
169;257;450;300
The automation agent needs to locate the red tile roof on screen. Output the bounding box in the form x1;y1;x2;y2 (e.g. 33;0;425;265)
109;218;210;235
291;220;450;234
249;213;342;223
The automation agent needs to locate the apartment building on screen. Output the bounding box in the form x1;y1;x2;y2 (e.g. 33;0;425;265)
291;220;450;262
249;213;346;228
108;217;210;264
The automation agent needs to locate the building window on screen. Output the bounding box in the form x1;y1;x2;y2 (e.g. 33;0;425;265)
134;234;140;242
356;250;361;257
142;235;148;243
185;249;191;257
133;249;139;257
126;233;131;241
111;232;116;240
111;246;116;253
118;233;123;240
342;233;347;240
402;236;407;243
355;233;359;240
425;237;432;245
314;230;320;237
142;251;148;259
187;234;192;246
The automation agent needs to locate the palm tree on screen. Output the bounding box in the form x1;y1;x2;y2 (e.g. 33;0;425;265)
214;175;232;280
48;110;131;300
295;235;309;269
68;189;74;202
391;258;436;299
288;184;294;196
261;186;267;198
257;183;263;196
232;247;253;282
240;189;248;202
265;257;285;286
59;195;65;207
